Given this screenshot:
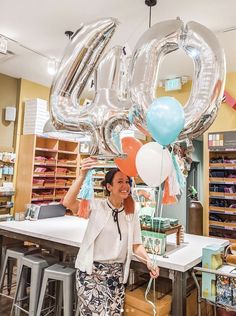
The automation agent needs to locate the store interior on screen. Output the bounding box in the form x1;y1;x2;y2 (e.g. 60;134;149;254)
0;1;236;315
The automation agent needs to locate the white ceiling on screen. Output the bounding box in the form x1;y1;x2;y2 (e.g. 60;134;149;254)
0;0;236;87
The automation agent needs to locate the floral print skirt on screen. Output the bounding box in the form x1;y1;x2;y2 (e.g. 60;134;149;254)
76;261;125;316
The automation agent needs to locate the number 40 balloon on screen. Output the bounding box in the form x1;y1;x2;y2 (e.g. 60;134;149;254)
49;17;225;156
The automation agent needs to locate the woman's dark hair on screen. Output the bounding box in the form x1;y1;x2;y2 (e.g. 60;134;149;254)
101;168;131;195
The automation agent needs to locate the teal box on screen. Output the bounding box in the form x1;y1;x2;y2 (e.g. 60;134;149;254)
202;244;224;270
141;230;166;255
202;244;224;302
202;272;217;302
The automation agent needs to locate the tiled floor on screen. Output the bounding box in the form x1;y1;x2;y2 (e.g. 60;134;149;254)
0;296;14;316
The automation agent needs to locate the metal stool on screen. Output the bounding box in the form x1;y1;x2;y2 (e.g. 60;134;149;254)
11;254;56;316
36;263;75;316
0;246;39;299
0;238;24;271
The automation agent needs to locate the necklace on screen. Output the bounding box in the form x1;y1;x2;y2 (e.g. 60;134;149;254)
106;200;124;241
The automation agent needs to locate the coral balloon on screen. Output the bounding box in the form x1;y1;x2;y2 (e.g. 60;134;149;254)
115;137;142;177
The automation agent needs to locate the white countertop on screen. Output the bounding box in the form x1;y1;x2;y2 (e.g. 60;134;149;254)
0;216;88;248
0;216;229;272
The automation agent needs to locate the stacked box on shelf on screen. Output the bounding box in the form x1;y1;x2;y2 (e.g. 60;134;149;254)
202;244;224;302
23;98;49;135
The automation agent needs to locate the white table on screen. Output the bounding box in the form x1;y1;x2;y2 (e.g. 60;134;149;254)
0;216;229;316
0;216;87;248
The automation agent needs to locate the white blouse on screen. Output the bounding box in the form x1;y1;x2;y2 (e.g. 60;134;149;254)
93;200;128;263
75;198;142;283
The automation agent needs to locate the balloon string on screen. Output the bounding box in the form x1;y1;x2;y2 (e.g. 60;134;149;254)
159;203;164;220
123;14;148;48
153;278;156;313
145;278;157;316
158;149;164;232
133;178;141;204
152;148;165;273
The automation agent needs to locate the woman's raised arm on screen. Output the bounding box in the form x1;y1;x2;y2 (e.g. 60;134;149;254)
63;157;97;212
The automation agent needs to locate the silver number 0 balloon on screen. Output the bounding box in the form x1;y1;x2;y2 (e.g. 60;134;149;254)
129;19;226;142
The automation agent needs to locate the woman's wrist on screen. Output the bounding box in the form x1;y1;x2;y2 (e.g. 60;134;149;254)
74;174;86;186
146;259;152;268
78;173;86;180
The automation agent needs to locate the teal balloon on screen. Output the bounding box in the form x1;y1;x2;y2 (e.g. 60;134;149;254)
146;97;185;146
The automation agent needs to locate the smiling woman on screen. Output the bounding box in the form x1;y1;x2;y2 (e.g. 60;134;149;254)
63;157;159;316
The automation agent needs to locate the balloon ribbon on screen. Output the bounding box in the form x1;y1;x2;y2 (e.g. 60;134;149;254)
77;169;94;218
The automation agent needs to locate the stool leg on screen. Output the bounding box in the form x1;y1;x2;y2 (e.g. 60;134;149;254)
15;257;22;282
1;246;7;272
75;304;80;316
56;281;63;315
36;274;48;316
0;254;9;292
47;279;56;313
7;258;14;295
11;264;27;316
63;277;73;316
29;265;43;315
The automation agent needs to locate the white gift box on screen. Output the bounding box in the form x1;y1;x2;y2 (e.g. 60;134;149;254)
23;98;49;135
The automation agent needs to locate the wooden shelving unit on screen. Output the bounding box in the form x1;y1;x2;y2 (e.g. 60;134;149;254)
0;151;15;216
14;135;80;211
208;132;236;242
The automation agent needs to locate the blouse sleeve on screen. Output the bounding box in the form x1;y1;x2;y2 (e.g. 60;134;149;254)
89;199;96;212
87;198;97;217
133;211;142;244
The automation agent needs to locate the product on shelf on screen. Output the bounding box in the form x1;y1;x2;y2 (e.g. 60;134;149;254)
32;179;45;186
0;151;15;216
55;179;67;186
57;158;77;165
89;162;116;199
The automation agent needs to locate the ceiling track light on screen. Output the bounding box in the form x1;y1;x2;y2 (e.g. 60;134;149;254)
0;36;8;54
0;33;58;75
47;59;58;75
222;26;236;33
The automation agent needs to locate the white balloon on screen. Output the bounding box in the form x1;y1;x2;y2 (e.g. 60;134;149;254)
135;142;172;187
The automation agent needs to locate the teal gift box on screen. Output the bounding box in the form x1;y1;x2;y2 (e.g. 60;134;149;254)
202;244;224;302
202;244;224;270
141;230;166;255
